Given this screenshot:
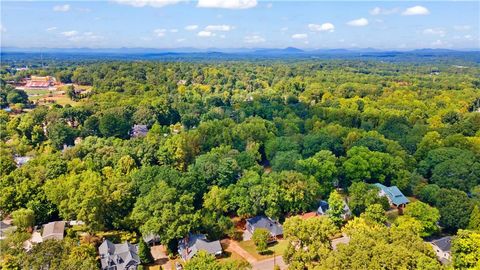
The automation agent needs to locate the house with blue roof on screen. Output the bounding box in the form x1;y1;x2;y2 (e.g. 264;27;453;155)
373;183;410;208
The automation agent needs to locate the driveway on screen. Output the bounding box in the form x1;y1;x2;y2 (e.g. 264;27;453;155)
226;239;257;264
252;256;287;270
243;230;253;241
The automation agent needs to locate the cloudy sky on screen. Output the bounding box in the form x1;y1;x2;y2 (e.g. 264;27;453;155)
1;0;479;49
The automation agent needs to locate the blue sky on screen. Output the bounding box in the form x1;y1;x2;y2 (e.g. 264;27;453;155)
1;0;479;49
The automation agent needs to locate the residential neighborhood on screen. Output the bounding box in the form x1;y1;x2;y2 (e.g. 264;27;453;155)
1;181;468;269
1;2;480;268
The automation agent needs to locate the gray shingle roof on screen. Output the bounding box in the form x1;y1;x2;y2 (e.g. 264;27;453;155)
178;234;222;261
99;240;140;270
131;125;148;138
431;236;452;253
246;216;283;237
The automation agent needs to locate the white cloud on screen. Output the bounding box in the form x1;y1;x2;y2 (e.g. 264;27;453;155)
0;24;6;33
69;32;103;42
176;38;186;42
423;28;446;37
464;35;473;40
198;31;215;37
170;29;178;33
402;6;430;16
185;25;199;31
431;39;444;46
61;30;78;37
46;27;58;32
205;25;232;31
197;0;257;9
154;29;167;37
114;0;183;8
266;3;272;8
53;4;70;12
280;27;288;32
347;18;369;27
244;35;266;44
60;31;103;42
454;25;471;31
292;33;308;39
308;23;335;32
370;7;381;15
370;7;399;15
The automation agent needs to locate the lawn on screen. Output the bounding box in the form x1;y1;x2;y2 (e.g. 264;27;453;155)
218;252;249;267
24;89;53;96
237;239;288;260
31;94;81;107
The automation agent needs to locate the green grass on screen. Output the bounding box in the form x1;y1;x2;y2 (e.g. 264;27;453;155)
25;89;53;95
237;239;288;260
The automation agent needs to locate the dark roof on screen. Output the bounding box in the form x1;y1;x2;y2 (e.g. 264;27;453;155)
317;200;329;215
246;216;283;236
99;240;140;270
178;234;222;261
431;236;452;253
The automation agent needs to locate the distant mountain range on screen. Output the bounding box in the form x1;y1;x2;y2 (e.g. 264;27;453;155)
2;47;479;63
2;47;478;55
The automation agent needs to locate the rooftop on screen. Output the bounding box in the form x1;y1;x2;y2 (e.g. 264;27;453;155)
431;236;452;253
178;234;222;261
373;183;410;206
42;221;65;241
246;216;283;236
99;240;140;270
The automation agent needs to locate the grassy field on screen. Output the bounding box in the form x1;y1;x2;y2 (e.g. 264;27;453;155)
237;239;288;260
24;89;54;96
25;84;89;107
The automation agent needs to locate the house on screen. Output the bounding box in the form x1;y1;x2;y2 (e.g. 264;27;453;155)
130;125;148;138
317;200;352;220
0;220;16;240
143;233;161;246
300;212;317;220
42;221;65;241
14;156;31;167
99;240;140;270
373;183;410;208
246;216;283;240
430;236;452;264
178;234;222;261
317;200;330;215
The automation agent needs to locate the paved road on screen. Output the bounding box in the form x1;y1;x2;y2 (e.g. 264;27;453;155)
252;256;287;270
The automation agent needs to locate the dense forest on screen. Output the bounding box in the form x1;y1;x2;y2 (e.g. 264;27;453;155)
1;58;480;269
